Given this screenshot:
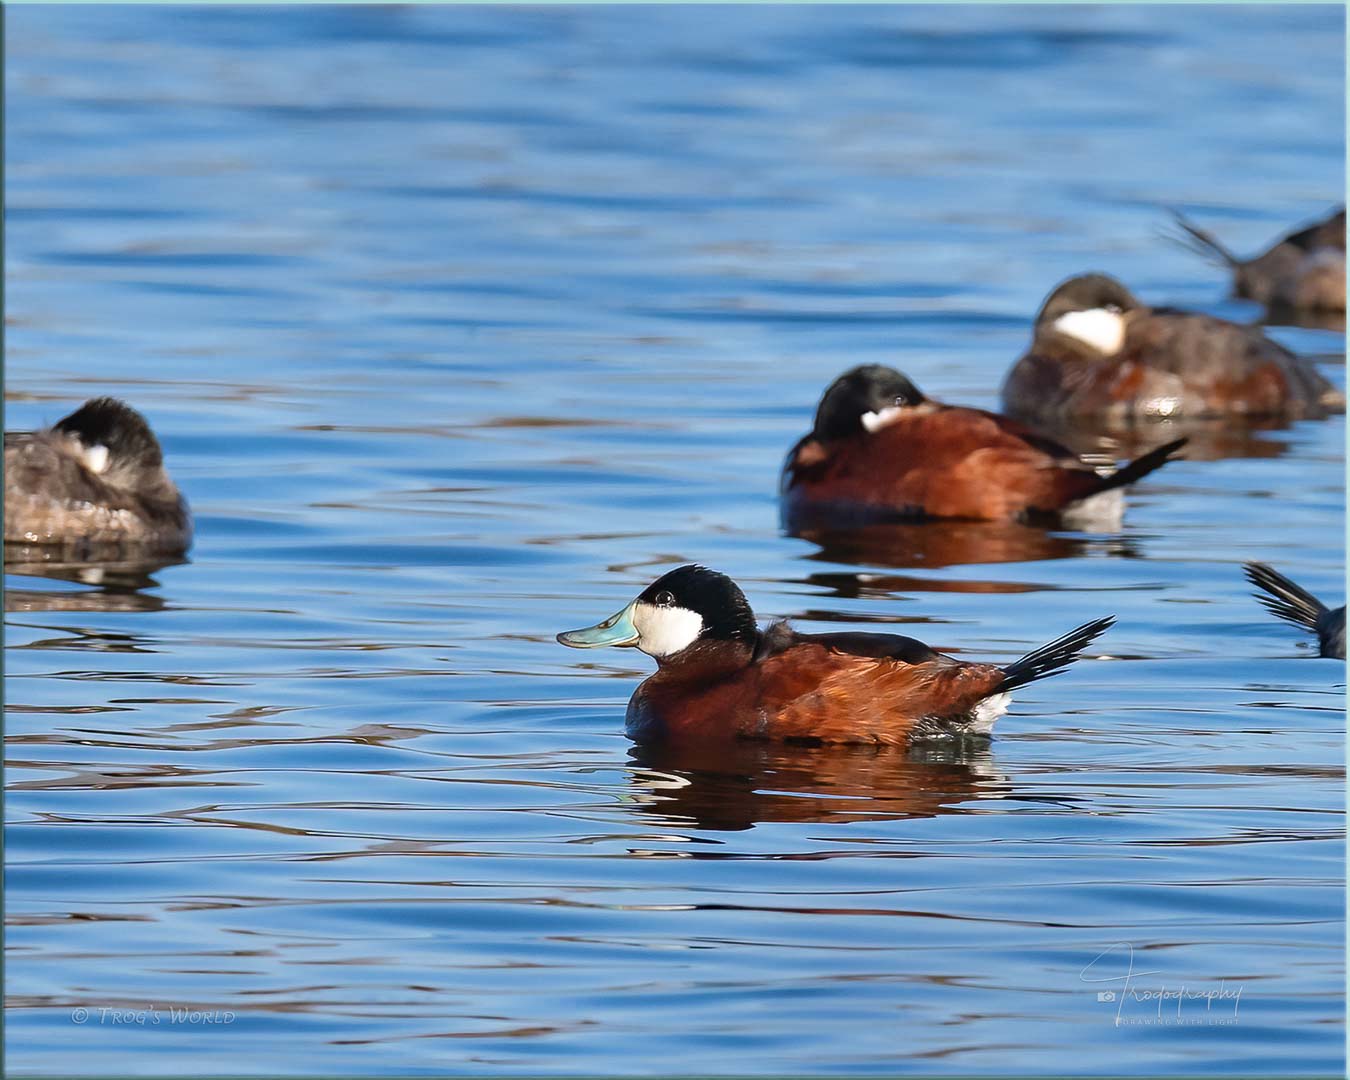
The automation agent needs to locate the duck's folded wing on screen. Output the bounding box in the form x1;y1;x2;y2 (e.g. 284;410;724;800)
893;407;1082;467
5;434;117;509
751;643;1006;745
771;625;940;664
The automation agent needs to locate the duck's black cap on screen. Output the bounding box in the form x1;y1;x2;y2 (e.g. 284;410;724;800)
639;565;757;646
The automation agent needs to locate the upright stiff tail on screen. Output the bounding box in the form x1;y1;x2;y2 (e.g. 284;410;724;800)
1243;562;1327;632
1087;438;1188;497
1167;210;1240;268
999;616;1115;693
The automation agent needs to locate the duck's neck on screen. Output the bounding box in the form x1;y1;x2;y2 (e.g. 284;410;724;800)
653;637;756;678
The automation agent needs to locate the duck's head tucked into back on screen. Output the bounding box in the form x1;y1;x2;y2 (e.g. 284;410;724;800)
780;363;1185;529
52;398;167;484
558;565;1114;746
4;397;191;557
1034;273;1140;357
1004;271;1343;425
811;365;930;440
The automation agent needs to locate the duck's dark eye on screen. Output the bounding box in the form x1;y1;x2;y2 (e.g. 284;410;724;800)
654;590;675;607
1103;303;1123;314
893;395;906;407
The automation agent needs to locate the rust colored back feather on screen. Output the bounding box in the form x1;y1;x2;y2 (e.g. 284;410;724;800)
783;404;1140;523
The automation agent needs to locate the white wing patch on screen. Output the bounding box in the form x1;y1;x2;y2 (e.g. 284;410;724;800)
1052;308;1126;355
631;602;704;658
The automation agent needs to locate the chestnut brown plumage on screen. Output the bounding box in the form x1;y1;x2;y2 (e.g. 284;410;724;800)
782;364;1185;527
558;565;1114;746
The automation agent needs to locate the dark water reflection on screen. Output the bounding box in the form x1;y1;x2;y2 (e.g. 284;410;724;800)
4;553;185;614
1013;415;1303;463
1261;308;1347;334
795;521;1133;574
627;741;1012;832
5;4;1345;1077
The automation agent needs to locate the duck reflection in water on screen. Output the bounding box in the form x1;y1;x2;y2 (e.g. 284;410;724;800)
3;554;184;614
624;739;1013;832
1258;309;1346;334
793;519;1141;580
1010;413;1306;464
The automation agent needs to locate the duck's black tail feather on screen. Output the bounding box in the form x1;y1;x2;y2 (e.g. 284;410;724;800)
1168;209;1240;268
1244;562;1327;632
999;616;1115;693
1087;438;1188;497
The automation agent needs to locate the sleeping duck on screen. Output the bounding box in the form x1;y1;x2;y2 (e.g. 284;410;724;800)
1000;272;1344;426
782;364;1185;530
5;397;191;557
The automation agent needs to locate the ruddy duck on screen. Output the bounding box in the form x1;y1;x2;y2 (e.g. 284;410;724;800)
5;397;191;557
1000;273;1344;426
1243;562;1345;659
782;364;1185;529
557;565;1114;745
1173;207;1345;313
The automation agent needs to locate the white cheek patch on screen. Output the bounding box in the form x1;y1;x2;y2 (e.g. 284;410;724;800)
631;602;704;658
861;405;905;433
1052;308;1126;355
79;444;111;474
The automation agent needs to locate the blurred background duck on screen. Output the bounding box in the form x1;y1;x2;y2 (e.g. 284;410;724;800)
1244;562;1345;659
1001;272;1344;427
5;397;191;558
557;564;1113;745
782;364;1185;531
1172;206;1345;314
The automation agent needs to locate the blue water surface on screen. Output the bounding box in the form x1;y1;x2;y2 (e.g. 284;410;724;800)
4;5;1345;1076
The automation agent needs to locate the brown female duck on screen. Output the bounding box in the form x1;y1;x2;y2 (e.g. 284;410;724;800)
1000;273;1343;426
1173;206;1345;312
5;397;191;557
